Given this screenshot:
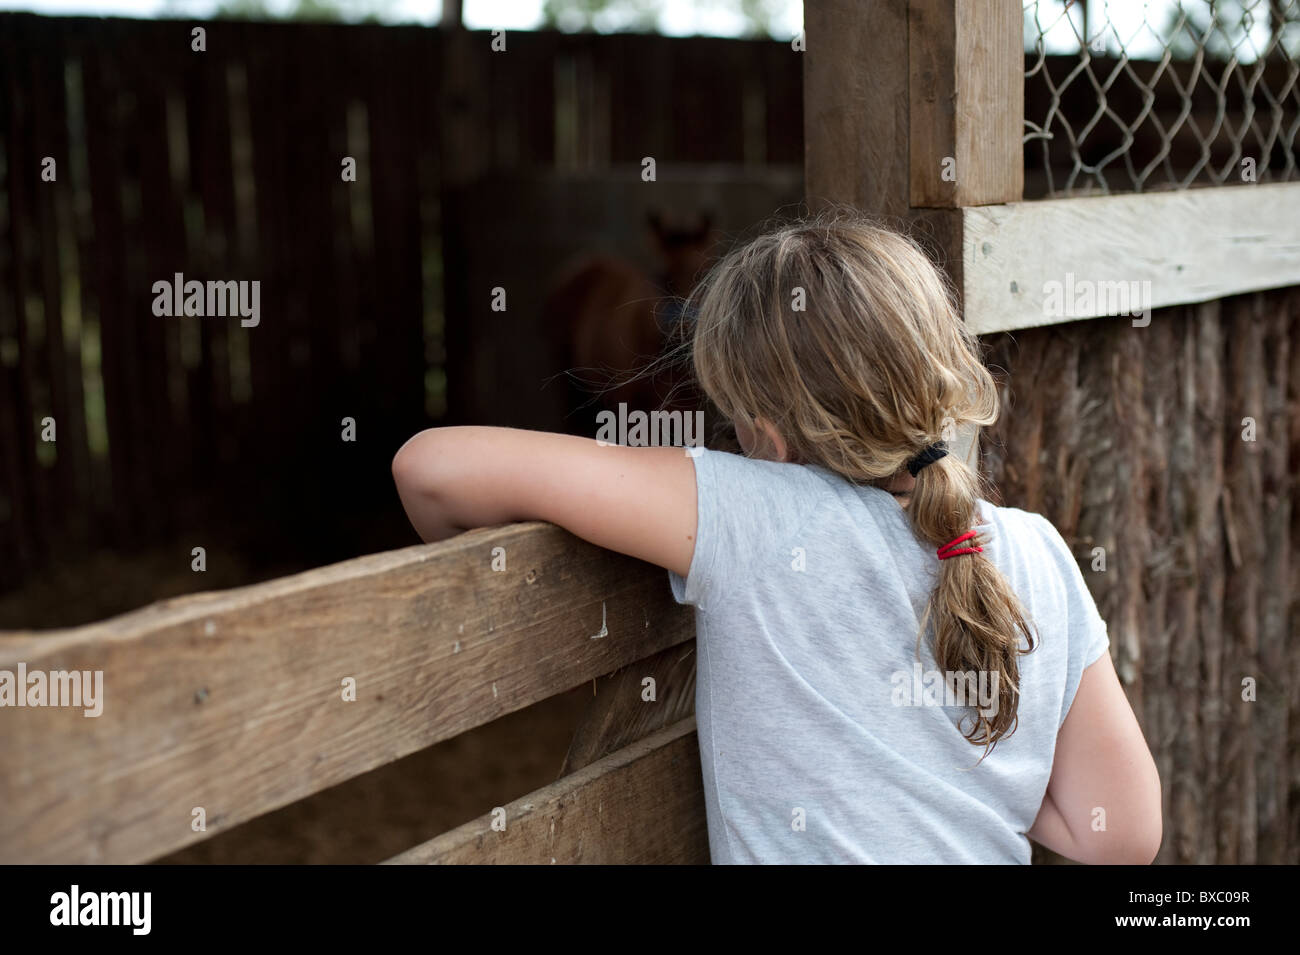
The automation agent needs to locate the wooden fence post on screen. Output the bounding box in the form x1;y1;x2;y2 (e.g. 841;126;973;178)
804;0;1024;469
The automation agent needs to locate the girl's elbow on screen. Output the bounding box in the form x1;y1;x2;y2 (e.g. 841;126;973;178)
392;430;466;541
1099;796;1163;865
1099;753;1163;865
1131;766;1164;864
1111;818;1162;865
1134;800;1164;864
391;428;444;493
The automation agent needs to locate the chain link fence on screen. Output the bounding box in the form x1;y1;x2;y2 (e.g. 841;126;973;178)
1024;0;1300;197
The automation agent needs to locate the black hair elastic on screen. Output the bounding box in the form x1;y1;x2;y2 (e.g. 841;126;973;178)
906;441;949;477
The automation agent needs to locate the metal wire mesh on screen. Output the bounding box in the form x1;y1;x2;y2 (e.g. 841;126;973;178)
1024;0;1300;197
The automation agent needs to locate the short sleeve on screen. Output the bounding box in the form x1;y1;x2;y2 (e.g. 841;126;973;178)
667;447;790;611
1029;513;1112;729
667;448;722;609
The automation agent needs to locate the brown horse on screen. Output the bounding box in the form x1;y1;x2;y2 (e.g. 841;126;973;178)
544;211;718;433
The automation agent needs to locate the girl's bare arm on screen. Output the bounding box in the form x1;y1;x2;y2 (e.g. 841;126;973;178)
1028;650;1163;864
391;426;698;577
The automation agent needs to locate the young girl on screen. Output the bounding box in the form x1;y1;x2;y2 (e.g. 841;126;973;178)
391;212;1162;865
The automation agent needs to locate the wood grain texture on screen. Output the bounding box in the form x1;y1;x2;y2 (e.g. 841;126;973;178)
385;718;709;864
909;0;1023;208
981;286;1299;863
0;522;694;863
962;183;1300;334
804;0;911;218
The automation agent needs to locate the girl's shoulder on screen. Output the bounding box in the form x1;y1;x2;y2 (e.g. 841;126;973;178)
696;447;897;513
976;502;1077;557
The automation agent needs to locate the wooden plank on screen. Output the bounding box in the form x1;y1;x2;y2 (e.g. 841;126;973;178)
134;27;190;514
514;30;556;167
1167;305;1208;862
121;22;178;542
364;24;426;441
560;640;697;776
438;26;491;187
63;21;116;538
32;23;96;549
239;21;290;489
803;3;968;313
961;182;1300;334
1256;295;1291;864
0;522;694;863
29;23;75;548
607;33;662;166
1223;298;1265;863
385;718;709;864
671;38;744;162
81;39;135;544
0;15;38;585
4;13;56;571
1190;303;1227;863
804;0;910;217
908;0;1022;208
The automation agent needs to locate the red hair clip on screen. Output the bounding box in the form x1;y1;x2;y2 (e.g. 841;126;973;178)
937;530;983;560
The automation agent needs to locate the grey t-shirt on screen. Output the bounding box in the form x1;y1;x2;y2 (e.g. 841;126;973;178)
667;447;1111;864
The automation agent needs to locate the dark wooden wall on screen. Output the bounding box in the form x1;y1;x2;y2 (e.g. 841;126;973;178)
981;286;1300;863
0;15;804;607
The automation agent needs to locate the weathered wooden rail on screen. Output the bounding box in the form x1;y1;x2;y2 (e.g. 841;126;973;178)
0;523;707;864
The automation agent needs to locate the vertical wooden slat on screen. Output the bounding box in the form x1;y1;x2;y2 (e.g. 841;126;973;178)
241;19;291;523
0;15;39;585
1226;296;1265;864
1190;302;1227;864
112;22;173;543
805;0;910;216
63;22;114;538
1166;307;1207;862
671;38;744;162
514;30;557;168
416;24;445;429
908;0;1023;207
366;25;425;438
29;25;77;552
188;19;238;512
438;27;489;425
607;33;668;166
9;15;58;564
82;36;136;546
281;21;331;532
762;38;802;166
136;27;190;516
1257;294;1290;863
1288;289;1300;864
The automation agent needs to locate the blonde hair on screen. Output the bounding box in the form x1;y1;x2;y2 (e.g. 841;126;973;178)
684;208;1037;754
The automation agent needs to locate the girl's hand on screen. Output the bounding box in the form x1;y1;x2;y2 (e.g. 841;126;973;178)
391;426;698;577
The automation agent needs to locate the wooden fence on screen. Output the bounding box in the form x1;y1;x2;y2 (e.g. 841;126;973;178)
0;522;706;863
0;14;803;599
981;285;1300;864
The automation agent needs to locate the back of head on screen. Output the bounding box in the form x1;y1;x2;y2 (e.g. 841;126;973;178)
686;208;1037;755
